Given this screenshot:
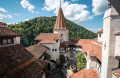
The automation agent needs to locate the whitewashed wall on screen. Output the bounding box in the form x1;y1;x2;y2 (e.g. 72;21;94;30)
98;33;103;42
42;40;60;61
54;30;69;43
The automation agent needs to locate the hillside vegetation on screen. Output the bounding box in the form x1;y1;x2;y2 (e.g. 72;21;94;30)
9;16;97;47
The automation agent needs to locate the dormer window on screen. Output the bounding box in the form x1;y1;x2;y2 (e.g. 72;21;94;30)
3;39;7;45
8;39;12;44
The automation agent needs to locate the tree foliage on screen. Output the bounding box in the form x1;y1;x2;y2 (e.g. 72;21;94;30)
59;54;65;64
76;52;86;71
9;16;97;47
44;53;51;60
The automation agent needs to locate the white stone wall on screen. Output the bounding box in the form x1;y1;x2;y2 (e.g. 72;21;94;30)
42;40;60;61
115;35;120;57
101;6;120;78
98;33;103;42
14;36;20;43
54;30;69;43
86;52;97;69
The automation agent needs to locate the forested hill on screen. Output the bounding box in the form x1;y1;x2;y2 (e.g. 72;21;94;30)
9;16;97;47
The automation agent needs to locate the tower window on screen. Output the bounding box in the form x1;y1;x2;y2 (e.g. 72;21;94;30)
99;34;101;37
56;40;58;43
61;34;63;37
52;49;54;51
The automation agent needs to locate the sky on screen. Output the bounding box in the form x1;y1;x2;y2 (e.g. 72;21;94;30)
0;0;109;32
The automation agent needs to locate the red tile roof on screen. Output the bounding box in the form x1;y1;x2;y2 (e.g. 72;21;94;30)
71;68;100;78
0;44;34;77
71;38;102;62
92;37;102;45
54;7;68;30
97;29;103;33
113;69;120;77
0;27;23;37
115;31;120;35
35;33;60;44
35;33;60;40
70;39;91;46
39;39;55;44
26;44;48;59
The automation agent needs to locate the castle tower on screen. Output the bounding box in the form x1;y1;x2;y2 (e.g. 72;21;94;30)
53;4;69;43
101;5;120;78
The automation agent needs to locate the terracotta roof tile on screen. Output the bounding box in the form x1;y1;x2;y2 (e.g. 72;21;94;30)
115;31;120;35
26;44;48;59
7;60;47;78
92;37;102;45
71;68;100;78
39;39;55;44
0;44;33;77
35;33;60;40
0;27;23;37
71;38;102;62
97;29;103;33
54;7;68;30
113;69;120;77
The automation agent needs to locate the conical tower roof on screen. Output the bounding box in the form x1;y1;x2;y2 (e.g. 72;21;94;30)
54;7;68;30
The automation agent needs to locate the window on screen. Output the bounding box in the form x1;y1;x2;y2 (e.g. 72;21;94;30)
55;49;57;51
52;49;54;51
56;40;58;43
8;39;11;44
61;34;63;37
99;34;101;37
3;39;7;45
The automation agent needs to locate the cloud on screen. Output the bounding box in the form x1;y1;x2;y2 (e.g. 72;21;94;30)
71;0;78;2
21;0;35;13
92;0;109;16
25;19;29;21
0;7;7;13
43;0;93;24
0;7;12;21
14;13;21;16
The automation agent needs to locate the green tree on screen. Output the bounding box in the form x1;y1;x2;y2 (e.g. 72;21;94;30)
9;16;97;47
59;54;65;64
44;53;51;60
76;52;86;71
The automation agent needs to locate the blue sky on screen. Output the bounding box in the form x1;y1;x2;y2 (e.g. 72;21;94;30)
0;0;109;32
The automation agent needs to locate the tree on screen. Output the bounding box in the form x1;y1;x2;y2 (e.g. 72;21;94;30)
76;52;86;71
9;16;97;47
44;53;51;60
59;54;65;64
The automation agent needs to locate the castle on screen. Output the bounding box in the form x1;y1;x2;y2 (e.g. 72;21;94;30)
34;5;69;61
0;0;120;78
